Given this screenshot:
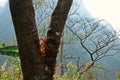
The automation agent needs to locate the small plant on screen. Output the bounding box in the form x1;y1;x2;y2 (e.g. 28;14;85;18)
0;57;22;80
54;62;81;80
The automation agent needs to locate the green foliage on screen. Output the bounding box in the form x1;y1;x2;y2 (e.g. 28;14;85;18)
0;59;100;80
0;45;18;57
117;71;120;79
0;44;5;48
0;60;82;80
0;58;97;80
54;62;81;80
0;57;22;80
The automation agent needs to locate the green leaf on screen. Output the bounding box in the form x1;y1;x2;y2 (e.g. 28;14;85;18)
0;45;19;57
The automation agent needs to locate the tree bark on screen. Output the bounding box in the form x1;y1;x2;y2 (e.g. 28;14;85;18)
9;0;45;80
45;0;73;79
9;0;73;80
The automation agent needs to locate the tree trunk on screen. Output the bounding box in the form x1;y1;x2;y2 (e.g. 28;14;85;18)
9;0;45;80
9;0;73;80
45;0;73;79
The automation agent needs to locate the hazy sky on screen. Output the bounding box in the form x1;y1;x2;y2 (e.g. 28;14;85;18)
84;0;120;31
0;0;7;7
0;0;120;31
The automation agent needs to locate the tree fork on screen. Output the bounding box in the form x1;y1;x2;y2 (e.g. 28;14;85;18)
9;0;73;80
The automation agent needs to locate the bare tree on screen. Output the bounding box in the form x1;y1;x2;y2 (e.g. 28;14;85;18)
66;18;120;73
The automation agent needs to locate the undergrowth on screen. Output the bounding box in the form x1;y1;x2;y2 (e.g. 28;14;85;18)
0;57;82;80
0;57;22;80
0;57;119;80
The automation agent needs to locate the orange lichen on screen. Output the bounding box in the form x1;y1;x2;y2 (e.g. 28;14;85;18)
36;36;59;55
38;36;47;54
36;36;60;76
